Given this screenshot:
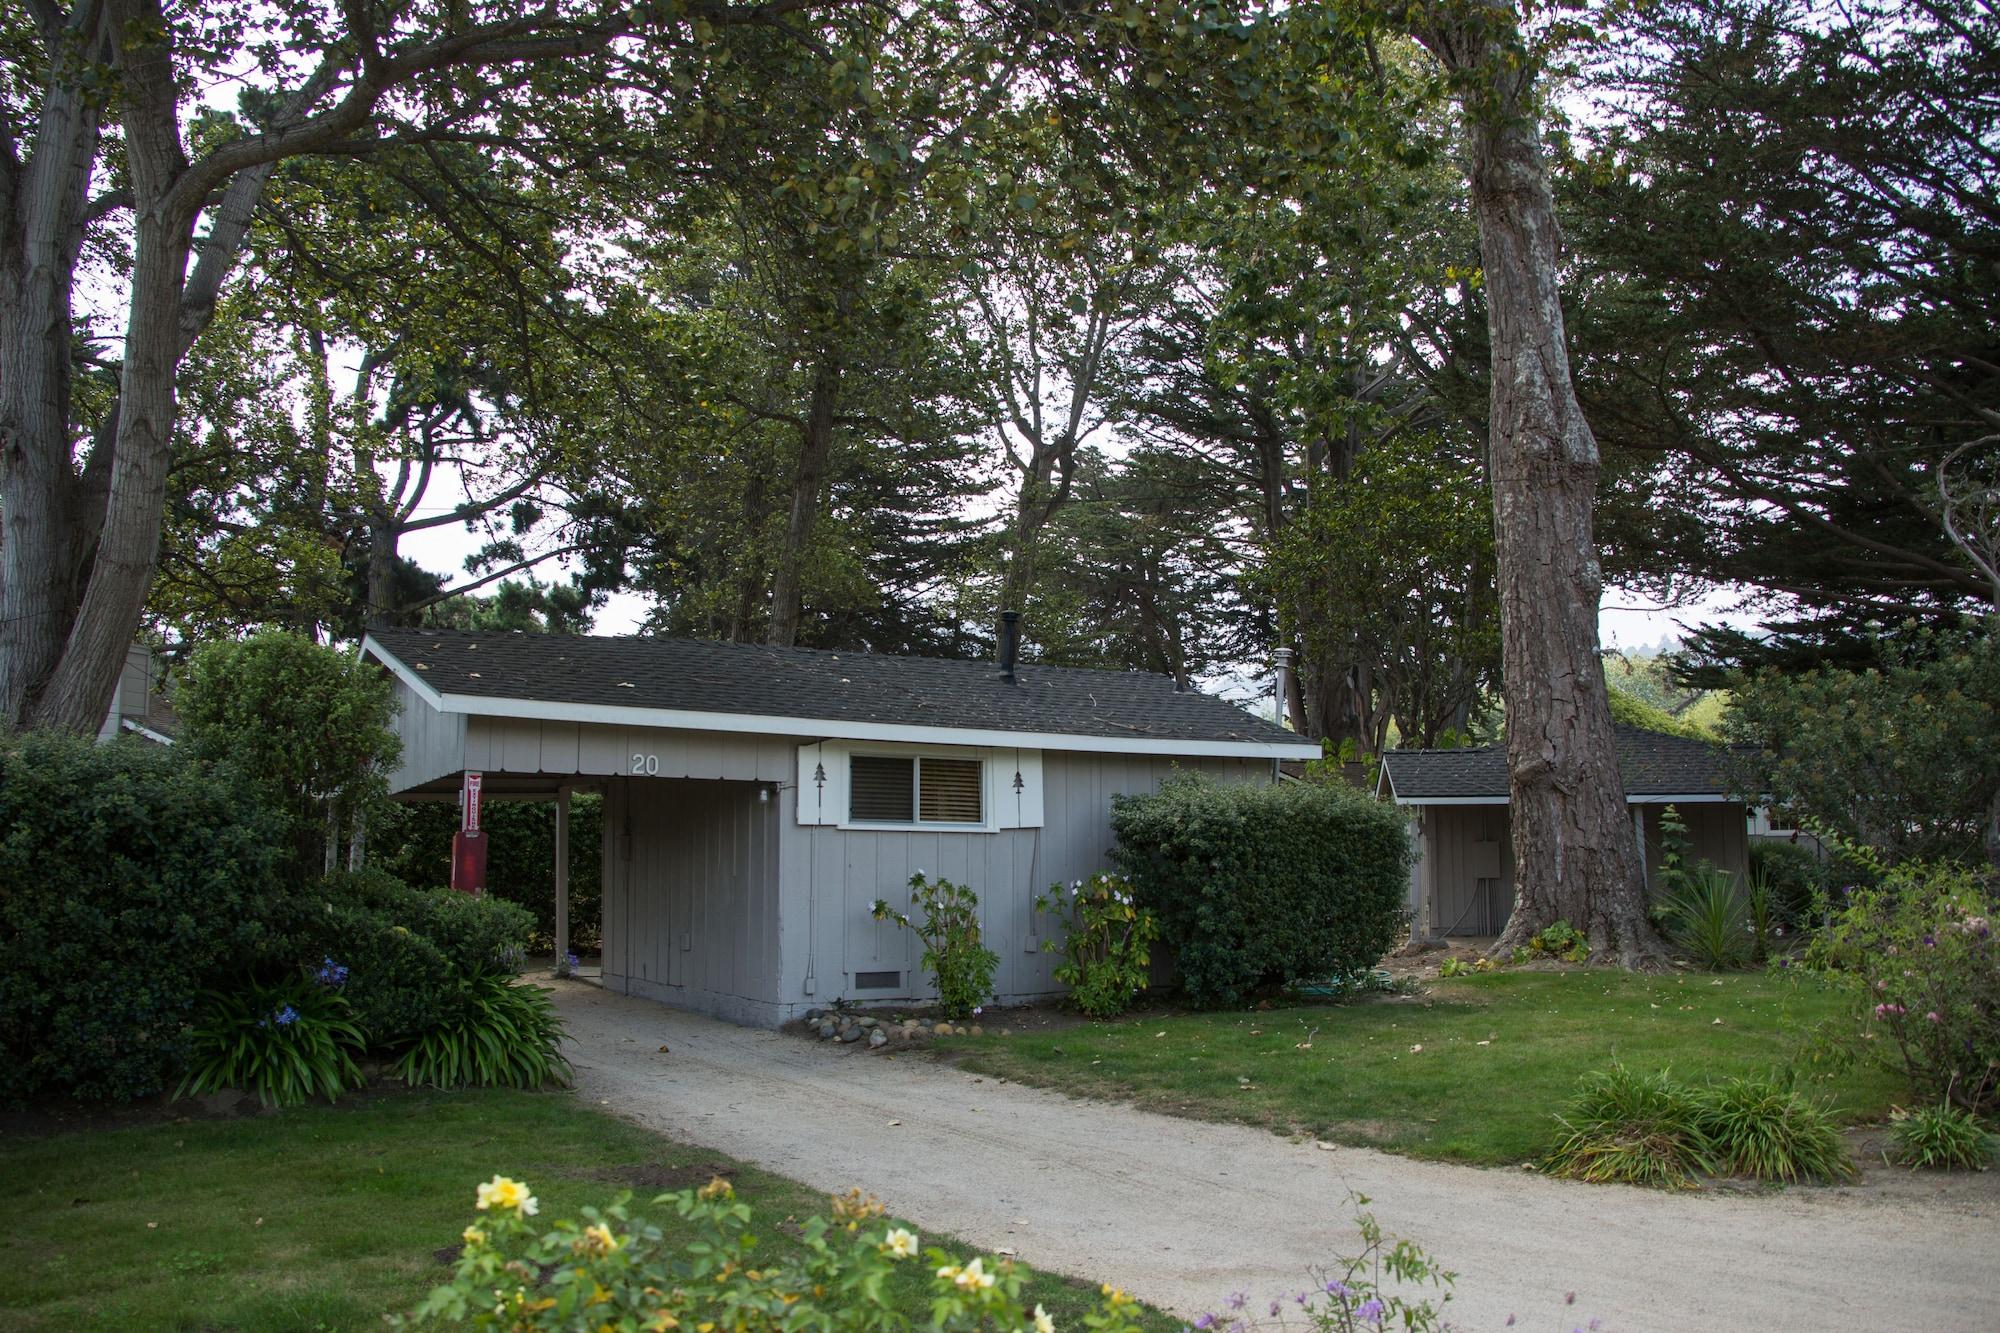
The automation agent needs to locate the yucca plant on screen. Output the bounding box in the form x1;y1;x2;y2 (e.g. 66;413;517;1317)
1889;1102;1996;1171
1543;1065;1717;1189
1664;865;1752;971
393;971;572;1090
1691;1075;1855;1184
177;977;366;1108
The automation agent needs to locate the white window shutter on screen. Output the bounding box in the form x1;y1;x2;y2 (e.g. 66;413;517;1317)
796;743;850;825
994;748;1043;829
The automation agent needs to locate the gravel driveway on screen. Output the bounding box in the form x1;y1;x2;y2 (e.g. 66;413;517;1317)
551;982;1996;1331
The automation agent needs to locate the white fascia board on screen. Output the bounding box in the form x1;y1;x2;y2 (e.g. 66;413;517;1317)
437;688;1319;760
1397;792;1736;807
361;634;450;711
1624;793;1737;804
119;718;175;746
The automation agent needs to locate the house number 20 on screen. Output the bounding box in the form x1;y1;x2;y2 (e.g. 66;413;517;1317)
630;752;660;775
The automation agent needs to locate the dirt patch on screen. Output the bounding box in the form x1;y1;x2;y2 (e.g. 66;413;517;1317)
592;1160;739;1193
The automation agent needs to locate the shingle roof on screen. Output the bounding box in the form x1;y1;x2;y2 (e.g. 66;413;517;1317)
365;628;1311;752
1380;725;1736;801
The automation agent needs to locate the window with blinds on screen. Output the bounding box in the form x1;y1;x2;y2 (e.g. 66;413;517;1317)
917;757;983;824
849;755;916;822
847;754;984;825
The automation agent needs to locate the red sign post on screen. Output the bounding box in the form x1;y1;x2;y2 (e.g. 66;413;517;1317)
451;771;487;894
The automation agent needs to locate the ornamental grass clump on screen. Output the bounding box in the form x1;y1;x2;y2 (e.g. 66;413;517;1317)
400;1174;1152;1332
1692;1074;1855;1184
1544;1065;1855;1187
1889;1102;1996;1171
1543;1065;1717;1189
177;971;366;1108
871;872;999;1018
392;971;572;1091
1033;873;1159;1018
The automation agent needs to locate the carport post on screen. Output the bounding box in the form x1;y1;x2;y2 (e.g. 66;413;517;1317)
554;786;571;971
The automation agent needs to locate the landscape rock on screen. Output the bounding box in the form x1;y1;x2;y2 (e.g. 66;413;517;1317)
868;1029;888;1049
934;1022;954;1036
840;1026;863;1043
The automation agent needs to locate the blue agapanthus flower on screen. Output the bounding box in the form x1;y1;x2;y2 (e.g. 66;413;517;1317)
274;1006;300;1027
315;957;350;987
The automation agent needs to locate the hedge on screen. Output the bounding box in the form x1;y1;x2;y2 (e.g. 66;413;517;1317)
1109;773;1411;1008
275;869;537;1044
0;733;295;1103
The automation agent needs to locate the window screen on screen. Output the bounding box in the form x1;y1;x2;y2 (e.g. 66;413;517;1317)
918;757;983;824
850;756;915;821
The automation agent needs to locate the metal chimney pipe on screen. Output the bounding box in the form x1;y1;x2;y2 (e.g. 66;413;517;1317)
999;609;1021;684
1273;646;1294;729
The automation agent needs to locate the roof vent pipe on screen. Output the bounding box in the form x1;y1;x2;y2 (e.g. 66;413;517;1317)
1273;647;1295;730
999;609;1021;684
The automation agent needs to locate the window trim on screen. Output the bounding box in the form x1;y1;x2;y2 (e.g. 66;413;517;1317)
840;745;992;831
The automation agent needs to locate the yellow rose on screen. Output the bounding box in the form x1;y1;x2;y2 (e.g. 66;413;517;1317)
475;1175;539;1217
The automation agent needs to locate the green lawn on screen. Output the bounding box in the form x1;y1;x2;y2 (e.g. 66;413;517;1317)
0;1087;1172;1332
942;971;1902;1165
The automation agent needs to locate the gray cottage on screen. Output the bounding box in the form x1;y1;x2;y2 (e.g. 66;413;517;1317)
1378;726;1750;940
362;627;1317;1026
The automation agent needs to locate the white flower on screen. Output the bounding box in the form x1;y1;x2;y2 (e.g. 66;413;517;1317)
884;1227;920;1259
1033;1304;1056;1333
954;1256;997;1291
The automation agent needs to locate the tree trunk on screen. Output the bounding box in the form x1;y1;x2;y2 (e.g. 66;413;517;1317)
767;353;842;647
0;30;107;726
1410;3;1667;968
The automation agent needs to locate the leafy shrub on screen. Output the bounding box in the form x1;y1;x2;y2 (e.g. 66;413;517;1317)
1544;1065;1854;1187
1526;919;1589;962
0;733;294;1103
401;1175;1153;1331
373;795;605;952
871;873;999;1019
1544;1065;1717;1189
1438;957;1473;978
1889;1102;1996;1171
392;972;572;1090
1033;873;1159;1017
1805;861;2000;1115
178;629;401;871
177;973;366;1108
278;870;536;1045
1749;840;1833;929
1692;1075;1854;1184
1109;774;1410;1008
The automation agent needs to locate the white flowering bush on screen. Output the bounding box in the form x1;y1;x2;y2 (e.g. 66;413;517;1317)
871;872;998;1019
1033;874;1159;1018
401;1175;1151;1333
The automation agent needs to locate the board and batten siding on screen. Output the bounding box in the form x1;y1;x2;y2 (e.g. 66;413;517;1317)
601;774;784;1026
1415;799;1750;939
385;677;470;791
774;751;1266;1021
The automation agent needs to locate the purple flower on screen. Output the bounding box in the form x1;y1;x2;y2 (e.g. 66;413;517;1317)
1269;1302;1282;1318
1226;1292;1247;1311
274;1006;299;1027
315;958;349;988
1324;1279;1350;1298
1354;1298;1384;1323
1293;1292;1309;1307
1193;1315;1216;1329
1926;1011;1942;1023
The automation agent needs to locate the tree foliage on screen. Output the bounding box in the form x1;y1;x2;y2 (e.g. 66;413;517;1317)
1725;621;2000;867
